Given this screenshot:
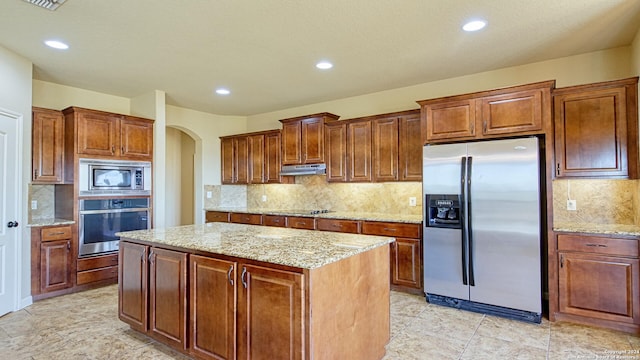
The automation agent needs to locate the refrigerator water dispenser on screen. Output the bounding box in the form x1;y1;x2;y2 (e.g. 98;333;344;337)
426;194;461;229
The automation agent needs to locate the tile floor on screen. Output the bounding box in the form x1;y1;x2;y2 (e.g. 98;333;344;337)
0;285;637;359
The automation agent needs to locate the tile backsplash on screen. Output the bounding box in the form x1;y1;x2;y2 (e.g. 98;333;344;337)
205;176;422;215
552;179;639;225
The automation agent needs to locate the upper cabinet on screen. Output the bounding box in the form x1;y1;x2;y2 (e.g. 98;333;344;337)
32;107;65;184
418;81;554;143
221;130;293;185
63;107;154;161
554;77;639;179
325;110;422;183
280;113;339;165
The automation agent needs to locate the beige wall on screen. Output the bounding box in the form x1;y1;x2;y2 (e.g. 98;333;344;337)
245;47;633;131
0;45;33;305
165;127;196;226
32;80;130;113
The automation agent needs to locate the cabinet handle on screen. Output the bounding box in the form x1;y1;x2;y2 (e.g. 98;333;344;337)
383;228;397;232
111;146;115;154
482;121;487;134
34;169;38;178
585;243;607;248
560;254;564;268
470;121;474;134
296;222;306;226
121;146;124;154
67;242;70;250
227;265;234;286
241;267;248;288
556;163;560;176
49;232;65;235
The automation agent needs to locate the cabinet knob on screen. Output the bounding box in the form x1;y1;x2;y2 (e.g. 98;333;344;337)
7;221;18;228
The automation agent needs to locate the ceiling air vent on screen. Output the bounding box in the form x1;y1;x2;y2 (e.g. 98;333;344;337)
22;0;67;11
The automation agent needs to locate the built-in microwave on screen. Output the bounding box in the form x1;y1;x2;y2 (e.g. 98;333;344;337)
79;158;151;196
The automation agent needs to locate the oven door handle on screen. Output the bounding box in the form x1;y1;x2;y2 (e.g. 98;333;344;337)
79;208;151;215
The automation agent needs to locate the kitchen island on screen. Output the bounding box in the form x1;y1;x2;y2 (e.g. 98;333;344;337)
117;222;394;360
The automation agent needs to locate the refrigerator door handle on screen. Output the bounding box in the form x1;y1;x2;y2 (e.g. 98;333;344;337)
460;156;468;286
467;156;475;286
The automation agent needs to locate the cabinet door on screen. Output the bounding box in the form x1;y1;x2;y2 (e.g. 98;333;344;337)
237;264;304;360
301;117;325;163
40;239;72;293
76;110;119;156
118;242;149;333
120;116;153;160
149;247;188;350
347;120;372;182
32;108;64;183
325;123;347;182
248;134;265;184
480;89;543;136
265;131;290;184
281;120;302;165
206;211;230;223
424;99;476;141
398;113;423;181
235;137;249;184
559;252;639;324
372;117;398;182
391;238;421;290
190;255;236;360
221;137;235;184
555;86;629;177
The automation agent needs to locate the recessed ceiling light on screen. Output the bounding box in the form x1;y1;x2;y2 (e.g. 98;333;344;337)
316;61;333;70
215;88;230;95
44;40;69;49
462;20;487;32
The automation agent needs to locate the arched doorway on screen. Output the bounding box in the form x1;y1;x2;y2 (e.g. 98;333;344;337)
165;127;196;226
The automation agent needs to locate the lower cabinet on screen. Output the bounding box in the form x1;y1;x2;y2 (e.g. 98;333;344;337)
31;225;74;298
556;233;640;333
77;253;118;285
119;242;304;359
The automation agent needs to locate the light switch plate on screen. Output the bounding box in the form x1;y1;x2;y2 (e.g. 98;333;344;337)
206;191;212;199
261;195;267;202
567;199;577;211
409;197;417;207
31;200;38;210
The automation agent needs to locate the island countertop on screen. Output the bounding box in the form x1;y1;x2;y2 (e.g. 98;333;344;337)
204;207;423;224
116;222;395;269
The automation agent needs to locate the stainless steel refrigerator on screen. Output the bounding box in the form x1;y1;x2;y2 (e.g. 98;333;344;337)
423;137;542;323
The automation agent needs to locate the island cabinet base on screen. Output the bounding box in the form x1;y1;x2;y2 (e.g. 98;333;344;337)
118;240;391;360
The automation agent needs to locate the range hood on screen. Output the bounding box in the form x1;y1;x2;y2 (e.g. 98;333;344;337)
280;163;326;176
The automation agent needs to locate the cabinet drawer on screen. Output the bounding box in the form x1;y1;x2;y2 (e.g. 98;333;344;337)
77;253;118;272
41;226;72;242
362;221;421;239
77;266;118;285
316;218;361;234
263;215;286;227
558;234;639;257
206;211;229;223
230;213;263;225
287;217;316;230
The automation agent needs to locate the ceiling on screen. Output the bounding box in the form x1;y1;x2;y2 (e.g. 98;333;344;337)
1;0;640;116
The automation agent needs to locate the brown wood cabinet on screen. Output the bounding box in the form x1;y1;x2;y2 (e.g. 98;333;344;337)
263;214;286;227
316;218;361;234
324;122;348;182
190;255;237;360
280;113;339;165
205;211;230;223
31;225;74;299
149;247;188;350
221;130;293;185
237;264;304;360
287;216;316;230
373;116;398;182
362;221;422;294
118;241;149;333
555;233;640;333
32;107;65;183
325;119;372;182
229;213;263;225
553;77;639;178
63;107;154;161
418;81;554;143
76;253;118;285
398;111;422;181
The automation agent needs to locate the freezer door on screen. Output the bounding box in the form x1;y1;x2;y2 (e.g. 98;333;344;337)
423;143;469;299
467;138;541;313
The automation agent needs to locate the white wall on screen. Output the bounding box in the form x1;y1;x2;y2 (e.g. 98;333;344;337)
246;46;633;130
0;45;33;305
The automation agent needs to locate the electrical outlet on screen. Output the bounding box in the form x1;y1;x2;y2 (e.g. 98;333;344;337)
567;199;577;211
409;197;417;207
261;195;267;202
206;191;212;199
31;200;38;210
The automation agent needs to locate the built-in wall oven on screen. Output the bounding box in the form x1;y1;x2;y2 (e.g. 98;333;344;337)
79;198;150;257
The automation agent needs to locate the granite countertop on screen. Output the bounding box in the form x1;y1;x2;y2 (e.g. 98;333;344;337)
117;222;395;269
28;218;75;227
205;207;423;224
554;222;640;237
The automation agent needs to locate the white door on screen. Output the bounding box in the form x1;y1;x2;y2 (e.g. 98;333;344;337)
0;109;21;317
